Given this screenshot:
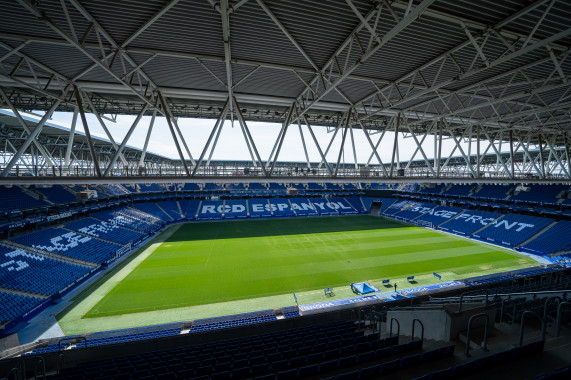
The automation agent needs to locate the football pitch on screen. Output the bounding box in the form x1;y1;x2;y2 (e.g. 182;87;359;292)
59;215;536;333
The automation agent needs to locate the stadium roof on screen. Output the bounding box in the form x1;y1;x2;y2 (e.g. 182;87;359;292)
0;1;569;137
0;0;570;181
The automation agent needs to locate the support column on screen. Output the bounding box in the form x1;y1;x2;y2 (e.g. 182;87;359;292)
390;113;400;177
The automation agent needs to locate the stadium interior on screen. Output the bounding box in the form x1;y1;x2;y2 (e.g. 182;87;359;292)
1;0;571;379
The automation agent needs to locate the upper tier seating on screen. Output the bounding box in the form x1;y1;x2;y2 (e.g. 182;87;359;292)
441;184;475;197
203;183;224;191
0;244;91;295
33;185;77;204
343;183;358;190
156;200;183;220
248;183;266;190
289;198;318;216
510;184;567;205
439;210;502;235
414;206;464;227
226;183;245;191
137;183;163;193
180;183;200;191
0;291;44;324
66;217;145;245
13;228;120;263
307;183;325;190
418;183;446;194
0;186;48;213
472;184;513;200
97;184;130;196
475;213;553;248
521;220;571;255
133;202;173;221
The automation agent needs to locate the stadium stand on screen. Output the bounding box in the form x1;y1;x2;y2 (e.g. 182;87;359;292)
414;206;464;227
361;196;378;212
474;213;554;248
510;184;567;205
178;199;201;219
268;198;295;217
90;207;162;234
156;200;183;220
180;183;201;192
132;202;173;222
439;210;502;235
327;198;358;214
441;184;475;197
307;198;338;216
393;202;437;221
137;183;163;193
0;291;45;324
12;228;121;264
203;183;224;192
0;245;91;295
289;198;318;216
33;185;77;204
66;218;146;245
418;183;446;194
520;220;571;255
472;184;513;200
0;186;48;213
345;196;366;213
378;198;396;214
196;200;223;220
222;200;249;219
248;199;273;218
97;184;130;196
382;199;415;215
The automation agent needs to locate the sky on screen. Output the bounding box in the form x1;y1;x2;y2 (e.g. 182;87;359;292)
44;110;492;166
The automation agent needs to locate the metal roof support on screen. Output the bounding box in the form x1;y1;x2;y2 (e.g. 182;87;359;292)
162;96;196;167
268;106;294;176
84;96;128;166
103;104;148;177
516;135;542;177
482;131;511;177
158;92;191;177
206;109;228;168
476;125;480;178
295;116;311;169
405;127;430;171
74;89;101;177
293;0;437;120
16;0;160;113
509;130;515;178
352;109;388;177
565;134;571;179
406;123;436;177
539;134;545;179
221;0;234;124
64;107;78;170
348;120;358;170
0;87;56;167
234;97;268;176
194;100;229;176
334;112;351;177
139;107;158;168
301;114;333;176
0;99;62;177
121;0;182;48
317;126;340;170
545;138;569;178
390;114;400;177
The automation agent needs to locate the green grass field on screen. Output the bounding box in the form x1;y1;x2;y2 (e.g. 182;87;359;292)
83;215;535;319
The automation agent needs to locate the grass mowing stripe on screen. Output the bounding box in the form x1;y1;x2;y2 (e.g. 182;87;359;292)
84;215;536;318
